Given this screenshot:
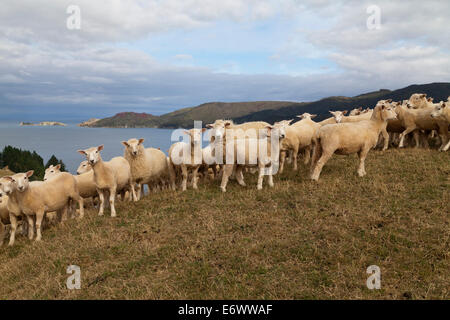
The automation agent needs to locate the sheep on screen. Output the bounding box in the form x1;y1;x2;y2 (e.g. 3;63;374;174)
206;121;285;191
77;160;91;175
3;170;84;243
349;107;364;116
44;164;99;208
0;177;35;245
78;145;136;217
319;111;346;126
122;138;172;199
397;102;449;151
278;113;321;173
310;104;397;181
431;102;450;151
221;124;286;191
408;93;431;109
168;128;206;191
0;186;9;245
331;105;393;151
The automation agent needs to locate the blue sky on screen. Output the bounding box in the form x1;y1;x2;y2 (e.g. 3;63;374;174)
0;0;449;121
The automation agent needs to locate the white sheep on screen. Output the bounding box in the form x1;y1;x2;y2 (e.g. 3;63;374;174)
78;145;136;217
396;102;449;151
431;102;450;151
0;186;9;245
278;113;321;173
3;170;84;243
44;164;99;208
122;138;172;199
310;104;397;181
168;128;206;191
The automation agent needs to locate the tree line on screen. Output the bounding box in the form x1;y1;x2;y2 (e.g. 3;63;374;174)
0;146;66;180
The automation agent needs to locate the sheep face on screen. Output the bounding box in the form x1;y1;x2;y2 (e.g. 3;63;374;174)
431;102;446;119
78;145;104;165
408;93;427;109
378;104;397;121
0;177;14;196
206;120;232;141
0;177;9;201
297;113;316;119
6;171;33;193
184;128;206;146
122;138;145;157
77;161;91;175
330;110;347;123
44;164;61;181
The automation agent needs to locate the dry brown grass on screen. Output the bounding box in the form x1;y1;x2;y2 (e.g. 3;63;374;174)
0;149;448;300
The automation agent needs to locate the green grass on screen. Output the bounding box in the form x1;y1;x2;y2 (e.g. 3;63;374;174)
0;149;448;299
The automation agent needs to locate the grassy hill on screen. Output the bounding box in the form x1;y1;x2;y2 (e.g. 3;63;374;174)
87;82;450;128
0;149;448;299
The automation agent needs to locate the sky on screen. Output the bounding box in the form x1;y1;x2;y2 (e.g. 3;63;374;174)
1;0;449;121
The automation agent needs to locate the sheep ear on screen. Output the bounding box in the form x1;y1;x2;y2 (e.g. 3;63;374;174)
121;141;129;147
184;130;190;135
421;94;427;98
78;150;87;155
386;99;392;103
296;115;302;118
3;176;13;182
310;114;317;118
97;145;104;151
286;119;293;125
205;124;213;128
55;164;61;170
329;111;335;115
26;170;34;178
138;138;145;145
224;121;232;127
201;128;206;132
265;126;273;136
342;110;348;115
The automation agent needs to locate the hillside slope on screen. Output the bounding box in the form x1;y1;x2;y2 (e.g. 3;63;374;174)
0;149;448;299
86;82;450;128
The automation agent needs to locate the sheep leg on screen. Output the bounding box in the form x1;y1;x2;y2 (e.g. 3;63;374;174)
0;222;5;246
181;165;188;191
35;210;45;242
8;213;18;246
357;148;370;177
381;128;389;151
135;183;142;200
76;195;84;219
441;139;450;152
257;164;265;190
26;215;34;240
399;127;415;148
279;150;286;174
235;166;246;186
438;127;449;151
220;164;234;192
413;131;420;148
109;186;117;217
292;146;299;170
310;151;332;181
192;166;200;190
303;145;311;165
267;165;274;188
98;189;105;216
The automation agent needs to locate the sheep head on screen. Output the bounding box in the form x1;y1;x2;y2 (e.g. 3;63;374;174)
122;138;145;157
78;145;104;166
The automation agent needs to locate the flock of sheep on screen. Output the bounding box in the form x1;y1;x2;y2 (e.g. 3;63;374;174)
0;93;449;245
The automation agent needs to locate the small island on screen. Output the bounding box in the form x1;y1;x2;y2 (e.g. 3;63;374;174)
20;121;67;127
78;118;100;127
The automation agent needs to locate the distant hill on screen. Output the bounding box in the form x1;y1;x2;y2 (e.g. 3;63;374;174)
85;82;450;128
